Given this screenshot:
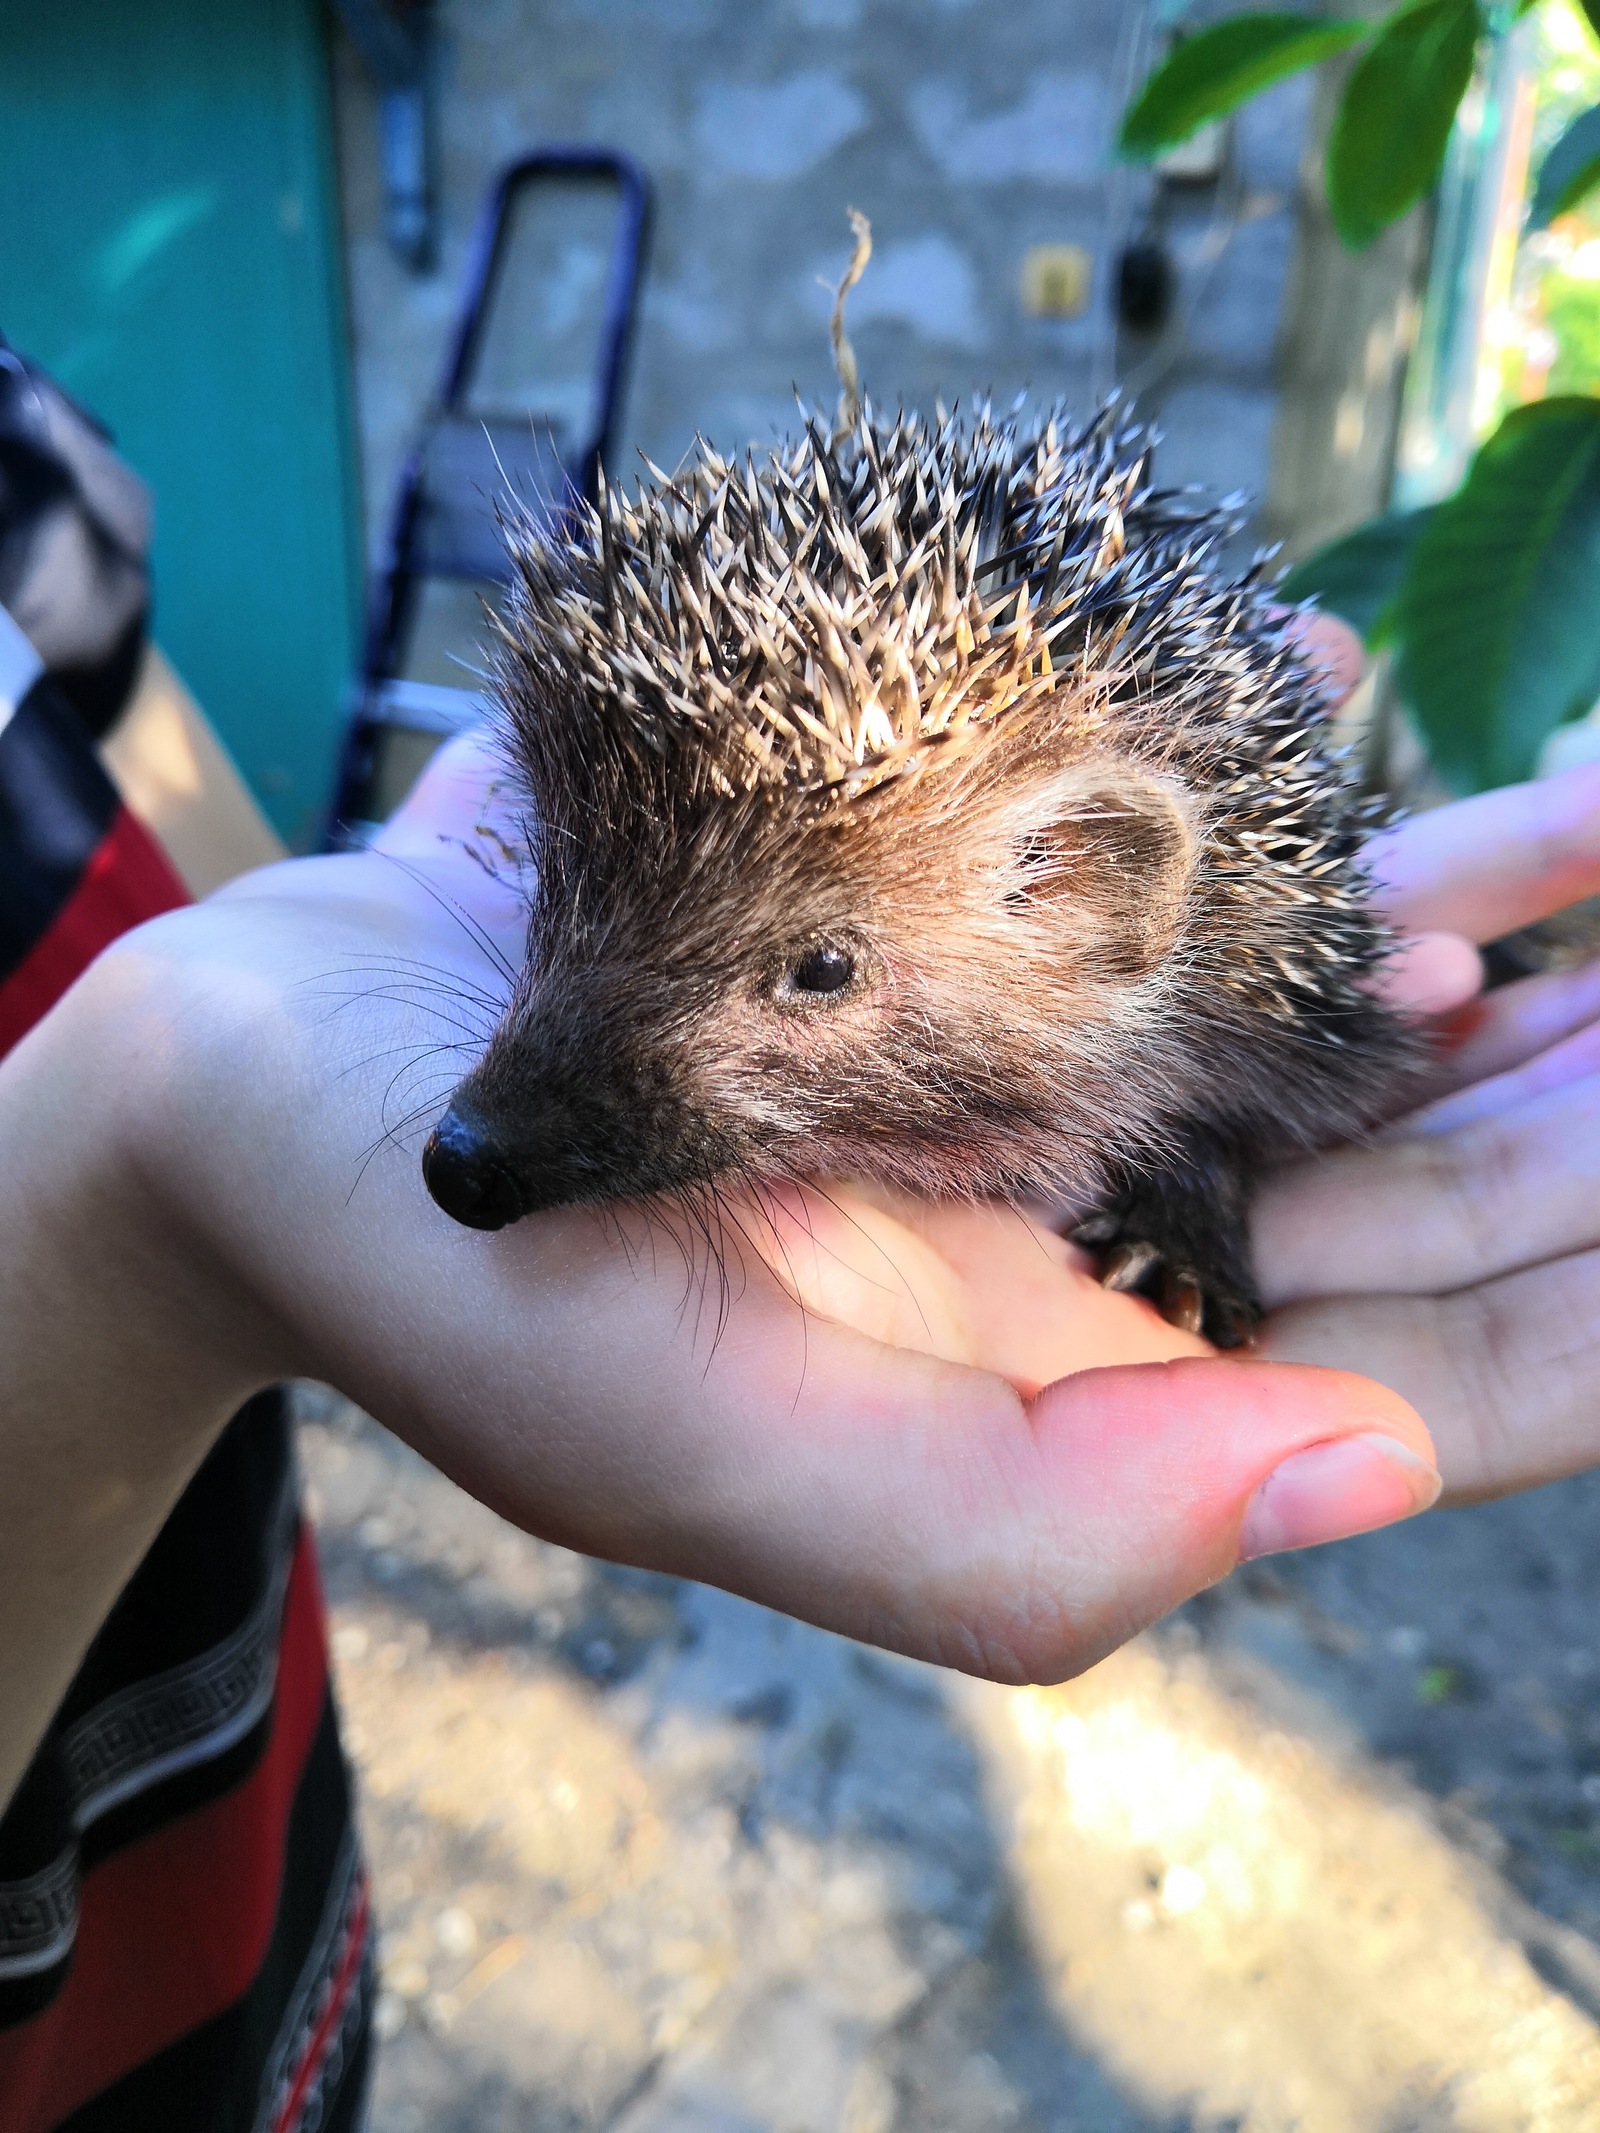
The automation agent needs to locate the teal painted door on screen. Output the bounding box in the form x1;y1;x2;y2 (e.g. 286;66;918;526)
0;0;361;845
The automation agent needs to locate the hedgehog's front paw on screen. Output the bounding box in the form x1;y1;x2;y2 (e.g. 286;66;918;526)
1089;1233;1257;1349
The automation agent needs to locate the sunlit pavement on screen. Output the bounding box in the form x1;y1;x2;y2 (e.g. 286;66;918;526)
295;1387;1600;2133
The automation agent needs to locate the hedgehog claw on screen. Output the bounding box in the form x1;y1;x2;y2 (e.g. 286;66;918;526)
1101;1240;1161;1292
1209;1297;1258;1352
1160;1268;1206;1335
1094;1235;1261;1346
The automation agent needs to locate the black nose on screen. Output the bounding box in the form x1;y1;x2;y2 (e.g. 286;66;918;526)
421;1107;527;1230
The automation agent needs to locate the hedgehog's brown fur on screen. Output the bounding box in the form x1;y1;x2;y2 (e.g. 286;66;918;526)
424;402;1421;1343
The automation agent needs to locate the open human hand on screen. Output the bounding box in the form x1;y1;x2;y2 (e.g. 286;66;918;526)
158;717;1441;1689
35;684;1596;1731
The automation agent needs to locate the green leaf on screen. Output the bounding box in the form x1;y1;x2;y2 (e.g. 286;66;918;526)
1416;1664;1463;1705
1578;0;1600;44
1530;102;1600;226
1395;398;1600;791
1326;0;1482;249
1118;13;1370;159
1278;507;1434;644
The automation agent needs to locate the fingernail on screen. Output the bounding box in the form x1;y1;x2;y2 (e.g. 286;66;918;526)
1238;1433;1442;1562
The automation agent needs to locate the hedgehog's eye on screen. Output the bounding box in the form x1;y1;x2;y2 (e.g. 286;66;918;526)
777;942;857;1001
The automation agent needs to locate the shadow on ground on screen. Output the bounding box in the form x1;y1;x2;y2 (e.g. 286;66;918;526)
293;1385;1600;2133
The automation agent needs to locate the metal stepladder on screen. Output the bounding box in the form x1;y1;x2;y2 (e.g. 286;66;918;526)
330;147;651;843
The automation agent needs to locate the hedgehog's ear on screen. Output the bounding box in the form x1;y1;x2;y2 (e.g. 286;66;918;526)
1003;766;1195;978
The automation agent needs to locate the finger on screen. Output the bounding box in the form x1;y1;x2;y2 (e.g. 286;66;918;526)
1254;1075;1600;1306
1368;763;1600;941
1370;930;1483;1018
366;719;534;948
1400;1012;1600;1138
1414;953;1600;1100
369;724;501;854
997;1361;1438;1673
248;726;529;966
1261;1248;1600;1505
749;1182;1210;1398
1282;610;1366;710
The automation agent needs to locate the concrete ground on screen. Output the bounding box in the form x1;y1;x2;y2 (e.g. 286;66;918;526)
294;1382;1600;2133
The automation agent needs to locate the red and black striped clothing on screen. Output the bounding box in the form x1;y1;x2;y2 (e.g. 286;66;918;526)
0;669;373;2130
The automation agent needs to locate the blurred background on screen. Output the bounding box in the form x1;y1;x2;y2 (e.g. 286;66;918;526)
9;2;1600;2125
0;0;1431;847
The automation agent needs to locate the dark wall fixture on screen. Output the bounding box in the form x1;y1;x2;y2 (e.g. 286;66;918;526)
331;0;436;271
1116;231;1175;336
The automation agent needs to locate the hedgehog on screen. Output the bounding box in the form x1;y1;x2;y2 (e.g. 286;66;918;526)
418;399;1420;1347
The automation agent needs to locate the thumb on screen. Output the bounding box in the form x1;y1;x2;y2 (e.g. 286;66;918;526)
690;1183;1440;1684
999;1357;1438;1680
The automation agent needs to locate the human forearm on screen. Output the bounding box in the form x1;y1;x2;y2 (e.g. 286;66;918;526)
0;947;288;1808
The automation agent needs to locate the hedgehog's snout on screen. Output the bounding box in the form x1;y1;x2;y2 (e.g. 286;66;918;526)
422;1103;529;1231
423;1063;693;1227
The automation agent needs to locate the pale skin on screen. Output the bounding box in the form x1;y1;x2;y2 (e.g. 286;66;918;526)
4;619;1600;1818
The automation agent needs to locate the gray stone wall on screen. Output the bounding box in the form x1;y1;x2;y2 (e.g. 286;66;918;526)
332;0;1316;572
